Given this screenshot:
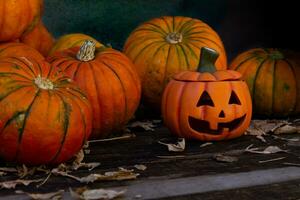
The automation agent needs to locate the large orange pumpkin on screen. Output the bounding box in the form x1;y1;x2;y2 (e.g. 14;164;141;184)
162;47;252;141
0;56;92;165
48;33;103;56
0;0;43;42
124;16;227;109
0;42;45;61
20;21;55;57
230;48;300;117
48;41;141;138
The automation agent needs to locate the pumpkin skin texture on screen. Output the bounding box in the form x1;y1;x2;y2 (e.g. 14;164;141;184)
124;16;227;109
48;41;141;139
20;21;55;57
0;57;92;165
162;47;252;141
0;0;43;42
0;42;45;61
48;33;103;56
229;48;300;117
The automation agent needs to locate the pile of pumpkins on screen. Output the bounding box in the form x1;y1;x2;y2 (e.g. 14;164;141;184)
0;0;299;166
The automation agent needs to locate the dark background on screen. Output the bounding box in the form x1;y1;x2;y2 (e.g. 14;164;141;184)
43;0;299;62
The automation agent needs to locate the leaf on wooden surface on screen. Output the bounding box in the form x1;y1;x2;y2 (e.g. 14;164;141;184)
16;190;64;200
200;142;213;148
71;150;100;171
0;167;17;173
70;187;125;200
52;167;139;183
245;145;288;154
158;138;185;152
0;179;43;189
274;125;298;135
134;164;147;171
213;154;238;163
127;121;157;131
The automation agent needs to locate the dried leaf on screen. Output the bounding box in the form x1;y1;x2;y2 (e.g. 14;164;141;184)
200;142;213;148
213;154;238;163
16;190;64;200
70;150;100;171
52;168;138;183
245;145;288;154
134;164;147;171
258;157;286;163
127;121;156;131
158;138;185;152
0;179;43;189
0;172;6;176
70;188;125;200
274;125;298;135
0;167;17;173
88;133;135;143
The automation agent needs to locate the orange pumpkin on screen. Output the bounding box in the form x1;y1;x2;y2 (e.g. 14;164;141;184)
0;57;92;165
0;0;43;42
230;48;300;117
124;16;227;109
162;47;252;141
48;33;103;56
0;42;45;61
48;41;141;138
20;21;55;57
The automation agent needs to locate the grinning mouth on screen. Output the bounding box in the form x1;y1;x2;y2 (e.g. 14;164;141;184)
188;115;246;135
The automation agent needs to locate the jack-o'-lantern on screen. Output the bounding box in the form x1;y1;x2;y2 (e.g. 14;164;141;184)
162;47;252;141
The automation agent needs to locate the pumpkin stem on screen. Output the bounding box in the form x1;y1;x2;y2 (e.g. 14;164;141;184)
76;40;96;62
166;32;183;44
34;75;54;90
269;49;284;60
197;47;219;73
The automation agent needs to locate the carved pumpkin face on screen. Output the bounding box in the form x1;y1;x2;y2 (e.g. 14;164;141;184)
162;47;252;141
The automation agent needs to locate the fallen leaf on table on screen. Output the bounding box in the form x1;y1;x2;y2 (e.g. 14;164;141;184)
0;179;43;189
245;145;288;154
158;138;185;152
71;150;100;171
134;164;147;171
52;168;139;183
200;142;213;148
213;154;238;163
127;121;156;131
16;190;64;200
70;187;125;200
0;167;17;173
274;125;298;135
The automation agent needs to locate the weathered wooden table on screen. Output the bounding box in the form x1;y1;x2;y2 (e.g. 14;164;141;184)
1;122;300;199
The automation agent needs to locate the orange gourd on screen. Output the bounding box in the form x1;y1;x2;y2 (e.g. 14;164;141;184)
0;0;43;42
20;21;55;57
48;33;103;56
48;41;141;138
0;57;92;165
0;42;45;61
230;48;300;117
162;47;252;141
124;16;227;109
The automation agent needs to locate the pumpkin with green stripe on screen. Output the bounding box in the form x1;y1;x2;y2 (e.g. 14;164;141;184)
230;48;300;117
123;16;227;109
48;33;103;56
48;40;141;138
0;57;92;165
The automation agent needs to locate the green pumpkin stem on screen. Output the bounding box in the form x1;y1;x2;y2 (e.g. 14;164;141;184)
197;47;219;73
77;40;96;62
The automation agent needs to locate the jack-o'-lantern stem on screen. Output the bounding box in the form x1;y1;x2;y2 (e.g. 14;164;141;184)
77;40;96;61
197;47;219;73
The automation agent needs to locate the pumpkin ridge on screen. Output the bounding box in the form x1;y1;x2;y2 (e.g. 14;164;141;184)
184;30;209;37
183;26;211;35
0;2;4;33
161;16;173;33
49;93;71;163
283;59;298;113
270;60;277;115
124;38;164;58
234;55;257;71
172;16;175;32
14;89;40;161
0;72;32;82
11;57;37;77
181;42;198;60
100;60;128;123
177;83;187;138
143;22;168;35
251;58;268;109
186;37;224;51
177;18;196;33
73;62;83;78
162;45;172;86
178;43;190;69
132;41;165;63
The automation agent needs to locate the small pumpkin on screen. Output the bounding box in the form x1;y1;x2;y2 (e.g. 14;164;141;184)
20;21;55;57
229;48;300;117
0;42;45;61
162;47;252;141
48;40;141;138
48;33;103;56
0;56;92;165
0;0;43;42
124;16;227;109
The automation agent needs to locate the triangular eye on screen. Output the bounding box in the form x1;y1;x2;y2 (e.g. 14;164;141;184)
197;91;214;107
229;91;241;105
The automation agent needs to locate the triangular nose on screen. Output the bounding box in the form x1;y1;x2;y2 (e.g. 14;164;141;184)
219;110;225;118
